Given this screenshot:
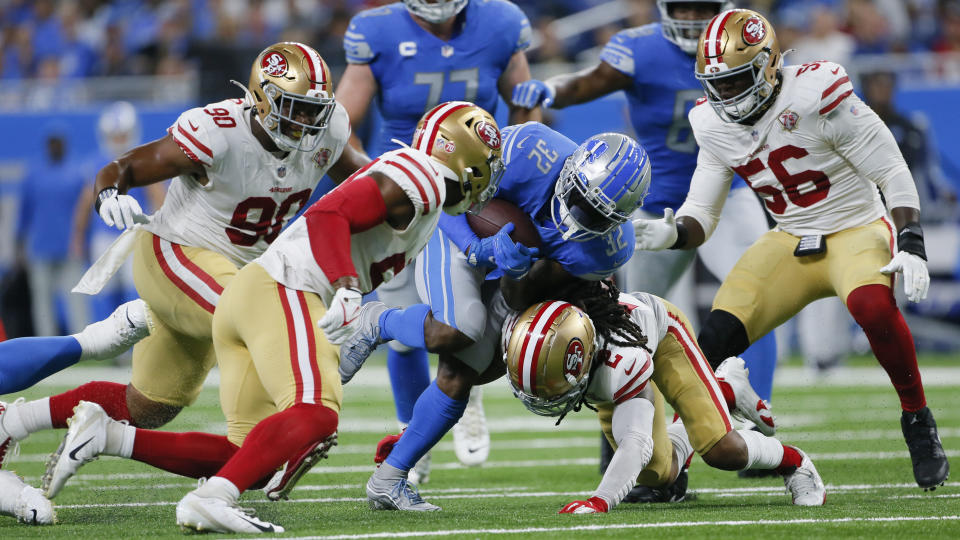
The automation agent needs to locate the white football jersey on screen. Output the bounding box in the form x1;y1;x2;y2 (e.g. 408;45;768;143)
585;292;666;406
681;61;917;237
256;147;446;305
145;98;350;267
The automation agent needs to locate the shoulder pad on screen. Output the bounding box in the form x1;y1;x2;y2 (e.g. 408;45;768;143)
374;148;445;215
786;61;855;116
344;7;396;63
167;101;235;168
500;121;545;165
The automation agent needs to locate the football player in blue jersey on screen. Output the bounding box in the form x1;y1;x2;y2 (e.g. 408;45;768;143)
334;125;651;511
511;0;781;484
335;0;541;476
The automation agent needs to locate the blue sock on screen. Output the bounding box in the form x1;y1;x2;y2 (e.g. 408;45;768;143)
740;331;777;402
387;347;431;424
379;304;430;349
0;336;82;394
386;380;467;471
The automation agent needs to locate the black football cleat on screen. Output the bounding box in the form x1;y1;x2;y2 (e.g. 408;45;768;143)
622;470;690;503
901;407;949;490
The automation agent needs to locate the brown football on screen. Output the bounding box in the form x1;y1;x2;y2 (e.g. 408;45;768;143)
466;198;542;248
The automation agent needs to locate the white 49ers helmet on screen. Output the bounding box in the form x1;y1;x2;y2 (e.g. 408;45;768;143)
412;101;505;215
503;301;598;418
696;9;782;123
246;42;336;152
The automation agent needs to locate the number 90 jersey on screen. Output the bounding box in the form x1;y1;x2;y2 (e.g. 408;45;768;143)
344;0;531;157
257;147;446;306
583;292;665;406
683;62;918;237
148;98;350;267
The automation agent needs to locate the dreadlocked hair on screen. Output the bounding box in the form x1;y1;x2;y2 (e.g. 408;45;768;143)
556;279;650;353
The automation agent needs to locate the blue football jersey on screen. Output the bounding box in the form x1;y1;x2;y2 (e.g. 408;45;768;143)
494;122;634;280
599;23;744;214
344;0;531;157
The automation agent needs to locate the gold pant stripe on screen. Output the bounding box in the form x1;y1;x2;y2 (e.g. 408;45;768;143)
152;234;225;314
664;312;733;432
276;282;324;405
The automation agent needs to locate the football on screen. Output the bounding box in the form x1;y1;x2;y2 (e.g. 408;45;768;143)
466;198;542;248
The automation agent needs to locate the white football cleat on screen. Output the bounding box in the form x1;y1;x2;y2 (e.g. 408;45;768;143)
366;475;440;512
338;301;389;384
0;399;27;470
263;433;338;501
715;357;776;436
43;401;109;498
783;448;826;506
74;299;154;360
453;387;490;466
177;490;283;533
0;470;55;525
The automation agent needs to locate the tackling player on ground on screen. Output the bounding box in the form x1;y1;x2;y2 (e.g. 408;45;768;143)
632;9;949;490
0;42;368;514
337;0;540;474
501;282;825;513
42;102;504;534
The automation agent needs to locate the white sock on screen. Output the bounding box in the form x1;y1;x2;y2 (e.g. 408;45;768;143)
103;420;136;458
196;476;241;503
18;398;53;435
666;420;694;472
739;428;784;470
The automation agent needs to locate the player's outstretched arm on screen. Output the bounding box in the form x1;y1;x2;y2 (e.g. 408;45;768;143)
500;259;576;311
512;62;631;110
335;63;379;154
327;143;371;184
94;135;203;229
500;51;542;124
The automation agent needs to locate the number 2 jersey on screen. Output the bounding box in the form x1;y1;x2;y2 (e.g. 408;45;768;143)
344;0;531;156
257;147;446;305
583;292;664;406
149;98;350;267
679;62;920;237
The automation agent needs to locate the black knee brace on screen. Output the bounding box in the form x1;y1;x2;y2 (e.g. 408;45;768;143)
697;310;751;371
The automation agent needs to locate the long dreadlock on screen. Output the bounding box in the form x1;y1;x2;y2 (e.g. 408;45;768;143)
556;279;650;353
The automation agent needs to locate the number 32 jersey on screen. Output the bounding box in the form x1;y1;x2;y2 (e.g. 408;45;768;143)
148;98;350;267
344;0;530;156
681;62;918;237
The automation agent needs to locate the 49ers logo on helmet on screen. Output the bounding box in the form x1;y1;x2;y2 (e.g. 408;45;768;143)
563;338;585;379
475;121;501;150
261;52;288;77
742;17;766;45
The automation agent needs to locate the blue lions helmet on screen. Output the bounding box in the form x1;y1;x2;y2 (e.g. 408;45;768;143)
551;133;652;242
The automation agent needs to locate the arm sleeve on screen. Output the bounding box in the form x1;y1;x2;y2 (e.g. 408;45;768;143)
821;92;920;211
438;213;479;253
304;176;388;284
593;398;655;510
675;148;734;240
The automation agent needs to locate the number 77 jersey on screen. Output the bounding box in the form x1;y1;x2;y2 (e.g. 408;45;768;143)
148;98;351;267
683;61;907;236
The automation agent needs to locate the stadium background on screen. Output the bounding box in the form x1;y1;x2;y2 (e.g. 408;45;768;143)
0;0;958;366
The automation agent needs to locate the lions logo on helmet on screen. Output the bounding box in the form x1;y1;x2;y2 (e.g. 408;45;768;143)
696;9;783;123
551;133;652;241
412;101;505;215
503;301;598;418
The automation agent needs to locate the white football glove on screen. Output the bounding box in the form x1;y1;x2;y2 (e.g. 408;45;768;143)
632;208;679;251
880;251;930;303
318;287;364;344
99;193;146;230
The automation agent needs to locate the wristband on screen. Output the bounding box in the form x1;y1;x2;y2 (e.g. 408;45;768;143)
897;221;927;261
669;222;688;250
95;187;119;214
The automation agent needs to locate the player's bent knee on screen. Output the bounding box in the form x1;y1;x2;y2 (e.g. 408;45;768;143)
846;284;897;331
424;320;476;354
289;402;339;437
125;384;182;428
698;310;751;370
701;431;748;471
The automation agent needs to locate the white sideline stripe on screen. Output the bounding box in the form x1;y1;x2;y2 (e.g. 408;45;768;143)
264;516;960;539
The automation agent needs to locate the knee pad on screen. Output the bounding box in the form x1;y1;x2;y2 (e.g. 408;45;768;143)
697;310;751;370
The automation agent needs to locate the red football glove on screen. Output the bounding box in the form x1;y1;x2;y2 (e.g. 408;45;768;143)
558;497;609;514
374;431;404;464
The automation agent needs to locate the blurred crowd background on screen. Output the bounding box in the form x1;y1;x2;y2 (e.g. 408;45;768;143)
1;0;959;368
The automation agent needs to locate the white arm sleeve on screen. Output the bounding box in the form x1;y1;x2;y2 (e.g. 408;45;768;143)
822;93;920;211
676;148;734;241
592;397;655;510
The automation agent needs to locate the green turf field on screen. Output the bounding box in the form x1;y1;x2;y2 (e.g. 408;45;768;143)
2;354;958;539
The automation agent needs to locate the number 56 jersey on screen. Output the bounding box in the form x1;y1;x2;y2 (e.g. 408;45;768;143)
147;98;350;267
681;61;919;237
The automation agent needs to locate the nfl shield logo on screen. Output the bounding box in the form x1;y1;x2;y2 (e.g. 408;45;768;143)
779;109;799;131
277;165;287;178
